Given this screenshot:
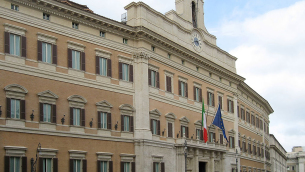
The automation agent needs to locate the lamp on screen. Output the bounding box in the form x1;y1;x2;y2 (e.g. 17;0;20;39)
61;115;65;125
30;110;34;121
162;129;166;136
177;131;180;138
114;121;118;130
89;118;93;128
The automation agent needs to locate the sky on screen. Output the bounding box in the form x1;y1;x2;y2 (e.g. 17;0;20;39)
72;0;305;152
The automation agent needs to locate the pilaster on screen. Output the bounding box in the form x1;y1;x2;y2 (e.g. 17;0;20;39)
233;93;240;170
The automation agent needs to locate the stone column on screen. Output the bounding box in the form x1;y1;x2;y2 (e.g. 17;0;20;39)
299;157;305;172
193;149;199;172
133;52;152;140
233;93;240;170
209;151;215;172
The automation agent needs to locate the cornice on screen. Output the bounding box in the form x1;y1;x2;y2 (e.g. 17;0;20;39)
270;145;288;160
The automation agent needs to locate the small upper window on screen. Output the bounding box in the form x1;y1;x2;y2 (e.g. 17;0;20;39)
72;22;79;29
11;4;19;11
196;66;199;71
209;73;212;77
151;46;155;52
181;60;185;65
219;77;222;82
167;54;171;59
123;38;128;44
43;13;50;20
100;31;105;38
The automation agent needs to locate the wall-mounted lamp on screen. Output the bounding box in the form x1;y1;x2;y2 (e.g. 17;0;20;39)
30;110;34;121
191;134;194;140
162;129;166;136
61;115;65;125
177;131;180;138
114;121;119;130
89;118;93;128
0;105;2;117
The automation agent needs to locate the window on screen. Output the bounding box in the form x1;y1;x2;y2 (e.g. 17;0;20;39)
43;104;52;122
100;31;106;37
167;122;173;138
148;69;159;88
42;42;52;63
154;162;159;172
9;157;21;172
248;143;252;154
123;162;130;172
207;92;214;106
167;53;171;59
9;34;21;56
179;81;188;97
121;115;133;132
237;105;240;118
151;46;155;52
73;108;81;126
151;119;160;135
165;75;172;93
196;66;199;71
72;50;81;70
242;141;246;152
11;4;19;11
123;38;128;44
229;136;235;148
241;108;245;120
43;13;50;20
153;162;165;172
41;158;52;172
209;132;215;142
73;159;82;172
228;99;234;113
99;161;108;172
122;64;129;81
69;104;86;127
181;126;189;138
219;134;223;144
119;63;133;82
10;99;20;119
253;145;256;155
99;57;107;76
194;87;202;102
209;73;212;77
258;147;261;156
246;112;250;123
260;120;263;130
218;96;223;109
68;42;85;71
100;112;107;129
219;77;222;82
181;60;185;65
72;22;79;29
256;117;259;128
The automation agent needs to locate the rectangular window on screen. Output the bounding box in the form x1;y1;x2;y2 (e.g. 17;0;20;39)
43;104;52;122
124;116;130;132
167;122;173;138
229;137;234;148
9;157;21;172
248;143;252;154
209;132;215;142
72;22;79;29
196;129;200;140
73;108;81;126
42;158;52;172
10;34;21;56
256;117;259;128
152;120;157;135
73;159;81;172
166;76;172;92
180;81;187;97
181;60;185;65
260;120;263;130
10;99;20;119
72;50;81;70
42;42;52;63
167;54;171;59
195;87;200;102
151;70;156;87
243;142;246;152
253;145;256;155
154;162;159;172
100;31;106;38
246;112;250;123
100;161;108;172
181;126;188;138
43;13;50;20
100;112;107;129
218;96;222;109
124;162;130;172
208;92;214;106
11;4;19;11
123;38;128;44
122;63;129;81
228;100;233;113
219;134;223;144
99;57;108;76
151;46;155;52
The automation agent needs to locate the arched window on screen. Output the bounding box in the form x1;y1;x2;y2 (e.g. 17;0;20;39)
192;1;197;28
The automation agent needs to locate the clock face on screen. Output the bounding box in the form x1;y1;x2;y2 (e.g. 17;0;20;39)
191;32;202;51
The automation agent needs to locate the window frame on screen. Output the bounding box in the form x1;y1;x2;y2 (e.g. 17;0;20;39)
148;65;160;89
43;13;50;20
123;38;128;44
72;22;79;29
11;4;19;11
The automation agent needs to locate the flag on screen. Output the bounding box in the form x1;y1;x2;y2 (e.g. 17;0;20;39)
212;104;228;142
202;100;208;143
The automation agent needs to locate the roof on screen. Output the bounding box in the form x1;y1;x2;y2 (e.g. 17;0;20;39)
54;0;93;13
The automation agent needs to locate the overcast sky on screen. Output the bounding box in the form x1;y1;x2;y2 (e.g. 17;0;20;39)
73;0;305;152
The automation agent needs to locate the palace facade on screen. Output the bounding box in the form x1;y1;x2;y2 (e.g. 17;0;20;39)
0;0;274;172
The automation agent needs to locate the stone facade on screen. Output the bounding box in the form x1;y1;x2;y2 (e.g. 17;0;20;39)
287;146;305;172
0;0;275;171
269;134;287;172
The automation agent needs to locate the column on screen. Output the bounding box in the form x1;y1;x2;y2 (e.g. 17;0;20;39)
233;93;240;171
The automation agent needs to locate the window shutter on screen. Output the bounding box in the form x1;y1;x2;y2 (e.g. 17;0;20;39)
120;162;124;172
81;109;85;127
97;160;100;172
20;100;26;120
68;49;72;68
169;77;172;92
148;69;151;85
39;158;43;172
97;112;101;128
199;89;202;102
21;36;26;58
237;106;239;117
227;100;229;112
40;103;43;122
82;159;87;172
157;120;160;135
70;107;73;125
166;76;169;92
119;62;123;79
233;137;235;148
53;158;58;172
107;59;112;77
219;96;222;109
231;101;234;113
180;126;183;138
129;65;133;82
52;105;56;123
96;56;100;74
131;162;136;172
107;113;112;129
37;40;42;61
81;52;86;71
220;134;223;144
168;123;172;138
70;159;73;172
6;98;11;118
178;81;181;96
193;86;196;101
153;162;156;172
150;119;153;133
161;162;165;172
200;129;203;140
22;157;27;172
5;32;10;54
212;93;215;106
109;161;113;172
52;44;57;65
207;92;209;105
156;72;160;88
5;156;10;172
185;83;188;98
130;116;134;132
186;127;189;138
121;115;124;131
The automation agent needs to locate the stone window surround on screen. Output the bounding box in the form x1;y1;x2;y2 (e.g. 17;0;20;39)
208;124;216;133
164;70;174;93
67;41;85;52
148;64;159;72
4;146;27;157
194;120;201;129
178;76;188;83
118;55;133;65
152;155;163;163
37;32;57;45
206;87;214;93
119;104;135;116
5;84;28;100
67;95;87;109
37;90;58;105
95;48;112;59
96;152;113;161
179;116;189;126
228;129;235;137
165;112;176;138
4;23;27;36
149;109;161;120
69;150;87;159
38;148;58;158
120;154;136;162
96;100;113;113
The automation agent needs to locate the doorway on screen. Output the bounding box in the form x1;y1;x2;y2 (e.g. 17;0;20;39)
199;162;206;172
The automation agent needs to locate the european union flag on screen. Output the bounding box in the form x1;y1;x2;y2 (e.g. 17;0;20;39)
212;105;228;142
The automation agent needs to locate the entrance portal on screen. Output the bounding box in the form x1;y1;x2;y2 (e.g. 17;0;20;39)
199;162;206;172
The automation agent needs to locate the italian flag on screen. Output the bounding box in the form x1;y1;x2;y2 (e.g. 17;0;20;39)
202;100;208;143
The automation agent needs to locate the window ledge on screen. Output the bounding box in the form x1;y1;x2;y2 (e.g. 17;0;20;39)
70;125;85;133
119;80;133;88
179;96;188;103
149;86;159;94
121;131;133;138
165;91;174;99
38;61;56;71
5;54;25;64
6;118;25;127
68;68;85;77
39;122;56;131
96;75;111;83
97;128;111;136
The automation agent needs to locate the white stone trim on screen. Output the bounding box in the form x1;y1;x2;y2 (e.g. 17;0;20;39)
149;109;161;120
206;87;214;93
37;90;58;105
4;84;28;100
67;95;87;109
120;153;136;162
37;32;57;44
4;146;27;156
118;55;133;64
148;64;159;71
194;120;202;128
38;148;58;158
164;70;174;77
152;155;164;162
165;113;176;122
178;76;188;83
119;104;135;116
4;23;27;36
69;150;87;159
95;48;112;59
96;100;113;113
193;82;201;88
67;41;85;52
96;152;113;161
179;116;189;126
208;125;216;132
